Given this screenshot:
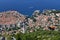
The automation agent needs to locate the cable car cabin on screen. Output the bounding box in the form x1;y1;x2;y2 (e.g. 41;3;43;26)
48;26;56;30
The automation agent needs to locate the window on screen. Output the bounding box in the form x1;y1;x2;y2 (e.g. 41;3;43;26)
0;25;2;28
0;14;3;17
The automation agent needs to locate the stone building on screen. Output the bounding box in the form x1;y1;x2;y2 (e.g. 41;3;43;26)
0;11;26;31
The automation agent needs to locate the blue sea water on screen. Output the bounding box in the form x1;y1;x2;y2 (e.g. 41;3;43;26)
0;0;60;16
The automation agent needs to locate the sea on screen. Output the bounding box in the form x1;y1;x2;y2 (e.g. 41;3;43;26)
0;0;60;16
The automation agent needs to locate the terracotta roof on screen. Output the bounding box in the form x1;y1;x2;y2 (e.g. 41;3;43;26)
0;11;25;25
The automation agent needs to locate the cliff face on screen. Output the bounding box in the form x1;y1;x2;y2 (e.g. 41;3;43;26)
0;11;26;25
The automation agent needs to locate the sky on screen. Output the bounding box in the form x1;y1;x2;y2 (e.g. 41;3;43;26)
0;0;60;16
